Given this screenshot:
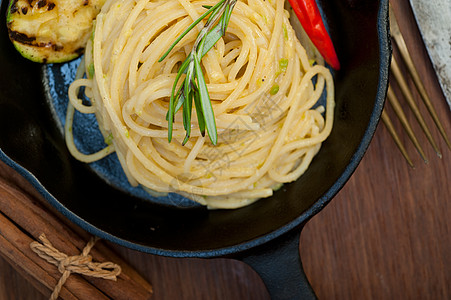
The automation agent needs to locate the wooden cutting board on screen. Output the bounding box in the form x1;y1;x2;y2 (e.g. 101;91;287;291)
1;0;450;299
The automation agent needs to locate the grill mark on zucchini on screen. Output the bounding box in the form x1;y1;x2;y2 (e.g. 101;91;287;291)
8;30;36;45
36;0;47;8
9;30;63;51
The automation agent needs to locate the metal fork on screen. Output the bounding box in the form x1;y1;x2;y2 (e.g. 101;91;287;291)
381;5;451;167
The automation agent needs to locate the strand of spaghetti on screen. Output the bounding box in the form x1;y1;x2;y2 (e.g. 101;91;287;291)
65;102;115;163
65;59;115;163
184;136;205;172
67;79;96;114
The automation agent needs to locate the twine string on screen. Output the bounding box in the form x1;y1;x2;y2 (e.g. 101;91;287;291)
30;233;122;300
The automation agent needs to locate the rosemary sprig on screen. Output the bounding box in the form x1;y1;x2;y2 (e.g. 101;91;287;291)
159;0;237;146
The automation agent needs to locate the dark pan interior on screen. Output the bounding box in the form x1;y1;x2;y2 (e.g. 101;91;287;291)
0;0;389;257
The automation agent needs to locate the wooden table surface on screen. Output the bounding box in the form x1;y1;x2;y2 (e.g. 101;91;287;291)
1;0;450;299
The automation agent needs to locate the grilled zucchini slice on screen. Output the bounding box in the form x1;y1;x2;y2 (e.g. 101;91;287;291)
6;0;104;63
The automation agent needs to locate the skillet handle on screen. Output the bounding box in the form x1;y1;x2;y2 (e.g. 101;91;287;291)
238;227;316;300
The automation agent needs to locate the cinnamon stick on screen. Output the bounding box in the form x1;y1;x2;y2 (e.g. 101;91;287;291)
0;212;108;299
0;160;152;296
0;233;62;298
0;175;153;299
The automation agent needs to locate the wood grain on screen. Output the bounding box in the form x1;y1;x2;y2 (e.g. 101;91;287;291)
0;0;450;299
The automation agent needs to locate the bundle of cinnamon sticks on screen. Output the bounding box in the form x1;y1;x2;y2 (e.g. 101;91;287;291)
0;160;153;299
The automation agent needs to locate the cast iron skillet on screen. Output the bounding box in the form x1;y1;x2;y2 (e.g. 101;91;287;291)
0;0;390;298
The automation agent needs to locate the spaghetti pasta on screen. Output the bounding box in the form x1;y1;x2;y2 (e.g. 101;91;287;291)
66;0;335;209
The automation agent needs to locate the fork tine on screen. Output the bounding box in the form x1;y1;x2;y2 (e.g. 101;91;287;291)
390;6;451;151
381;109;415;168
390;56;442;158
387;85;428;163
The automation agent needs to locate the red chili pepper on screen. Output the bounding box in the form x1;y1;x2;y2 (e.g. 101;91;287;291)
288;0;340;70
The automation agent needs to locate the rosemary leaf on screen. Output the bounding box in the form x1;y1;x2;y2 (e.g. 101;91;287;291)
166;57;190;120
220;5;229;31
182;90;193;145
223;1;235;28
173;87;185;114
193;53;217;145
167;85;177;142
200;25;223;57
184;59;195;105
193;87;206;136
159;0;226;62
182;92;191;131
